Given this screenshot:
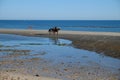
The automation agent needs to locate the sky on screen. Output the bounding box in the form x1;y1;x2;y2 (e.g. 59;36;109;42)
0;0;120;20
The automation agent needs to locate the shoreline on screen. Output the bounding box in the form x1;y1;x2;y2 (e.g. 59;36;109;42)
0;29;120;59
0;28;120;36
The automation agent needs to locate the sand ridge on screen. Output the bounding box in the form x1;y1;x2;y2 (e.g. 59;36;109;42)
0;29;120;36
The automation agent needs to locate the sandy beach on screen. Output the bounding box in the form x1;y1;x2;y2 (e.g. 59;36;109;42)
0;29;120;80
0;29;120;36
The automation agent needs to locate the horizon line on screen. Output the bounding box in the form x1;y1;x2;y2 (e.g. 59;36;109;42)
0;19;120;21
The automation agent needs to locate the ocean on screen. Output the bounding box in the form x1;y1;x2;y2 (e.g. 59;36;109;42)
0;20;120;32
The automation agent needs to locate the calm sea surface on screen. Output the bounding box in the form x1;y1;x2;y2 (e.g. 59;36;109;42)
0;20;120;32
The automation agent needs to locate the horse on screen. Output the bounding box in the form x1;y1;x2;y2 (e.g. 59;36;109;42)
48;27;60;35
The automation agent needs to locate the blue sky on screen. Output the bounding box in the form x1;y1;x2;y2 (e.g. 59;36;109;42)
0;0;120;20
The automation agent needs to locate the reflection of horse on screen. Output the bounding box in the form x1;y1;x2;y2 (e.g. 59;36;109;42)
50;36;60;45
48;27;60;35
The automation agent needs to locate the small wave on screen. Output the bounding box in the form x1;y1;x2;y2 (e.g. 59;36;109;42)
64;26;120;28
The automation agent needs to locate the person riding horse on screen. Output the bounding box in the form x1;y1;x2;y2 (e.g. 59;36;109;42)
48;27;60;35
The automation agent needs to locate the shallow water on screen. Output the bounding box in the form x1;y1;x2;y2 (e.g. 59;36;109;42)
0;34;120;72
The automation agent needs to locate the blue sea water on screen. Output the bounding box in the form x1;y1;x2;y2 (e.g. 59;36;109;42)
0;20;120;32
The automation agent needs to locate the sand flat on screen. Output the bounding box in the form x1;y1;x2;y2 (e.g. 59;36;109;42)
0;72;62;80
0;29;120;36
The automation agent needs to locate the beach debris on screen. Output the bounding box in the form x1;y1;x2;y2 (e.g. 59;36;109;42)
17;77;20;80
64;68;68;71
61;62;64;65
35;74;40;77
59;73;62;76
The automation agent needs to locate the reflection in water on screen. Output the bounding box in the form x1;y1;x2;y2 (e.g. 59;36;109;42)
49;36;60;45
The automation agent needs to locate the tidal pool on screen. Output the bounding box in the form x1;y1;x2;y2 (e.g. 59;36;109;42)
0;34;120;79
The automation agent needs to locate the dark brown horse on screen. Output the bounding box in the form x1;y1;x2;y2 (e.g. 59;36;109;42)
48;27;60;35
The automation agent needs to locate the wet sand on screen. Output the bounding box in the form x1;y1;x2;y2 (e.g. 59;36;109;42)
0;54;120;80
0;29;120;80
